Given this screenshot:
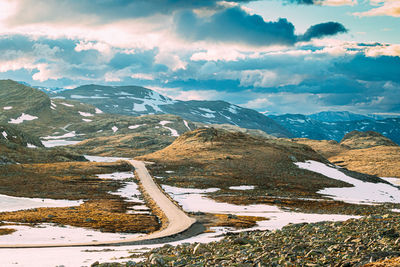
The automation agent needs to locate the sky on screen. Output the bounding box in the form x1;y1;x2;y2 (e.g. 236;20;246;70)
0;0;399;115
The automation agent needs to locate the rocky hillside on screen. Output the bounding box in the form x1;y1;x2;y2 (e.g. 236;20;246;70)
0;124;43;148
270;113;400;144
53;84;291;137
293;131;400;178
97;214;400;267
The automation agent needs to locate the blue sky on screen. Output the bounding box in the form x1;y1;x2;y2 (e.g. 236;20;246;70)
0;0;399;115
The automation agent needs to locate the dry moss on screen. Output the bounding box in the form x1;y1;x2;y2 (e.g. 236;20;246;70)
0;200;160;233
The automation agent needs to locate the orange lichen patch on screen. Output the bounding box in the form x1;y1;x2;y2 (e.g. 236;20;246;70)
0;161;132;200
364;256;400;267
0;200;160;233
212;214;265;229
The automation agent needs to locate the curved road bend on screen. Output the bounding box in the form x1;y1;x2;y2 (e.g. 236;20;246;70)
0;160;196;248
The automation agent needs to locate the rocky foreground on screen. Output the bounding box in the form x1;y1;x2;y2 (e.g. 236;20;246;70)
94;214;400;266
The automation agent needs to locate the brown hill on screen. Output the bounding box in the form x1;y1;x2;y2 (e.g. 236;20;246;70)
138;128;350;198
340;130;398;149
293;131;400;178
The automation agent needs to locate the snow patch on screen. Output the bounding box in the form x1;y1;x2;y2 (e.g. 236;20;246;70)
128;124;145;129
60;102;74;107
27;143;37;148
9;113;38;124
82;118;92;122
183;120;191;131
95;108;103;114
3;106;12;110
0;194;82;213
159;121;179;137
295;160;400;205
229;185;255;190
1;131;7;139
112;126;118;133
78;111;94;117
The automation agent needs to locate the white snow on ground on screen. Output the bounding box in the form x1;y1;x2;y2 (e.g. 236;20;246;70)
0;223;142;245
97;172;147;212
95;108;103;114
82;118;92;122
112;126;118;132
129;124;145;129
392;209;400;213
60;102;74;107
130;91;175;113
133;102;147;112
71;95;108;99
3;106;12;110
295;160;400;205
162;184;358;231
0;194;82;212
42;140;80;147
43;131;76;140
227;105;239;114
198;108;215;113
229;185;255;190
159;121;179;137
27;143;37;148
8;113;38;124
50;101;57;110
96;172;134;180
78;111;94;117
1;131;7;138
84;155;129;162
381;177;400;186
183;120;191;130
165;170;175;174
200;113;216;118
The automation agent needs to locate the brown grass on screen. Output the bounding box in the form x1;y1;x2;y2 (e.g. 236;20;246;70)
0;228;16;236
364;257;400;267
137;128;351;199
329;146;400;178
0;161;161;233
0;199;159;233
0;161;131;199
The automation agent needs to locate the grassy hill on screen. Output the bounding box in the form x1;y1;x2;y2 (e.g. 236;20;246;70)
293;131;400;178
138;128;347;197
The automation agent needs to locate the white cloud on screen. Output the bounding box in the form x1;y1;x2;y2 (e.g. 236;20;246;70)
354;0;400;17
155;51;187;71
365;44;400;57
316;0;357;6
239;70;305;88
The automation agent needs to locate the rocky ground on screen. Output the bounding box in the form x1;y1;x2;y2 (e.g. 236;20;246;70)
94;214;400;266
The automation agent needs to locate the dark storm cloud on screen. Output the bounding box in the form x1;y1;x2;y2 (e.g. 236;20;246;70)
174;7;347;46
298;22;348;42
175;7;297;46
334;55;400;83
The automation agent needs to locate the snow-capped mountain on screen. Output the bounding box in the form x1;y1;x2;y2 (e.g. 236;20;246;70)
53;84;291;137
270;114;400;144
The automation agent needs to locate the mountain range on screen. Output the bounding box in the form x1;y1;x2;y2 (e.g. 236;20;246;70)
6;80;400;145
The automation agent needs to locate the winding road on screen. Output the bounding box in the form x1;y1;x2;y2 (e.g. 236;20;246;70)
0;160;196;248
